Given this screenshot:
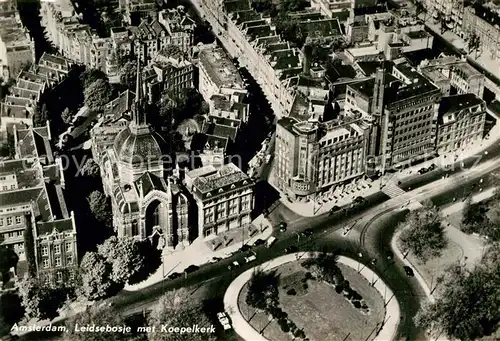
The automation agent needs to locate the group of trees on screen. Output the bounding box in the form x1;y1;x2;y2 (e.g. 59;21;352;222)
415;242;500;340
17;275;76;321
64;288;216;341
78;236;161;301
0;236;18;285
398;202;448;262
0;292;24;337
461;194;500;241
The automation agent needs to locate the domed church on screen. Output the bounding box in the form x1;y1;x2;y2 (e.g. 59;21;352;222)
98;61;191;249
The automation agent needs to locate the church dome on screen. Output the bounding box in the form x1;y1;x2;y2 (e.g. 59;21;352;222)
115;127;168;165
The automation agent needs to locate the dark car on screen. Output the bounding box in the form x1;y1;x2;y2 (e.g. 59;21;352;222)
353;196;365;205
285;245;298;253
184;265;200;274
301;228;313;238
278;222;287;232
253;238;265;246
168;272;181;280
403;266;414;277
329;206;341;215
239;244;252;252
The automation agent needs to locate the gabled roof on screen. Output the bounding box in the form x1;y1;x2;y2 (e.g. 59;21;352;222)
135;172;166;197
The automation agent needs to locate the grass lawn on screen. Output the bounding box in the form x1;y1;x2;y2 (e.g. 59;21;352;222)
238;260;385;341
404;239;463;290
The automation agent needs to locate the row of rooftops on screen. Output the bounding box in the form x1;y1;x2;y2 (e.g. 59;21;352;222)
0;8;31;47
1;53;71;126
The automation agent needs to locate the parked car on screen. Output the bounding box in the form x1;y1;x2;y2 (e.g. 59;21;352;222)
244;255;256;263
403;266;414;277
239;244;252;252
253;238;265;246
385;251;394;261
228;261;240;270
329;205;341;214
184;265;199;274
278;222;287;232
284;245;298;253
370;258;377;265
353;196;365;205
168;272;181;280
208;257;222;264
266;236;277;248
217;312;232;330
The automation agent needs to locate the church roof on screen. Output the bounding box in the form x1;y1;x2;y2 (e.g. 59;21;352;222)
135;172;166;197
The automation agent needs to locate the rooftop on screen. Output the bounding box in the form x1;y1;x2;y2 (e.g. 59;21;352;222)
469;3;500;28
438;93;483;115
199;47;244;89
192;162;251;194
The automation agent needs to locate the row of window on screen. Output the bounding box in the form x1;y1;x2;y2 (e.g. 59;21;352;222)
1;184;16;191
0;215;23;226
42;254;73;269
41;242;73;256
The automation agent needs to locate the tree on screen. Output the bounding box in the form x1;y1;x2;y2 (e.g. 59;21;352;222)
415;262;500;340
97;236;145;284
17;278;70;320
23;220;37;277
147;288;216;341
80;158;100;177
461;197;500;241
119;60;138;91
61;107;73;125
0;245;18;284
0;293;24;337
80;69;108;89
87;190;112;227
65;305;137;341
245;269;280;311
78;251;122;301
399;204;448;262
84;78;113;111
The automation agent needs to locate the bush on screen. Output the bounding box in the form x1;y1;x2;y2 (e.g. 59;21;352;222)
278;318;288;329
288;321;297;332
352;291;362;301
335;285;343;293
353;301;362;308
287;288;297;295
294;329;306;338
304;272;313;280
302;283;308;290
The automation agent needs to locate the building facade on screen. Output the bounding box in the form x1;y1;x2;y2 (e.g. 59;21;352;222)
185;163;255;238
462;4;500;61
436;94;486;153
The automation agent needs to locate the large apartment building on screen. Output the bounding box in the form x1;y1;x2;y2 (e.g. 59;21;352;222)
462;4;500;61
0;125;77;285
185;163;255;238
275;116;369;199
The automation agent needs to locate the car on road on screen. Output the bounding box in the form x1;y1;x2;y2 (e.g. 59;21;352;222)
167;272;181;280
385;251;394;261
217;312;232;330
208;257;222;264
329;206;341;215
278;222;287;232
239;244;252;252
403;266;414;277
184;265;199;274
253;238;265;246
370;258;377;265
266;236;277;248
353;196;365;205
301;228;313;238
228;261;240;270
284;245;298;253
244;255;256;263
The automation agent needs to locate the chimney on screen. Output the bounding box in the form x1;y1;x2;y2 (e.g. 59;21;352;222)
302;43;312;76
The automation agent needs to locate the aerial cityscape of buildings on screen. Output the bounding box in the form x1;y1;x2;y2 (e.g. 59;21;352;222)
0;0;500;339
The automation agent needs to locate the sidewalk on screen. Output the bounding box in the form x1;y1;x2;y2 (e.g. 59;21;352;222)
124;215;274;291
223;253;400;341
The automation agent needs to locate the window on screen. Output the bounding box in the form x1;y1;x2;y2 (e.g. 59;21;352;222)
54;244;61;254
7;217;12;225
43;259;49;269
55;257;61;267
15;216;22;224
56;272;63;282
0;218;3;226
66;242;72;252
67;254;73;264
42;245;48;256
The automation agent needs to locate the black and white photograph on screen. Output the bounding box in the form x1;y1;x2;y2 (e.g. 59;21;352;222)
0;0;499;340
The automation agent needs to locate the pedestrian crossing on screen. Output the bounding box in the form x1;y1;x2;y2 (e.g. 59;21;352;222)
381;181;406;198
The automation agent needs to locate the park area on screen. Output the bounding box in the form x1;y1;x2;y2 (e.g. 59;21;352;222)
237;258;385;341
